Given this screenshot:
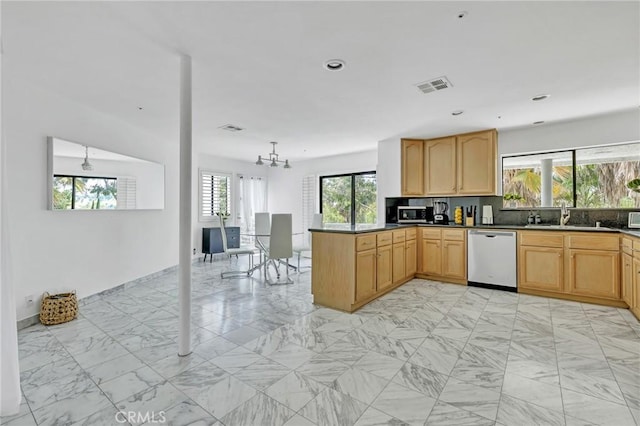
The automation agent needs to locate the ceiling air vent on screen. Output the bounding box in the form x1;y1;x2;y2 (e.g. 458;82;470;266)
415;76;453;94
219;124;244;132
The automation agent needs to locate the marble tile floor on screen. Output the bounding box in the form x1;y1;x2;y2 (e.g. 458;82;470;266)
4;256;640;426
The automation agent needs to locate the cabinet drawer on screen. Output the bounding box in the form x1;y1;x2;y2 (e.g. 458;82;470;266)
421;228;442;240
356;235;377;251
567;234;619;251
405;228;417;240
621;237;632;255
377;232;393;247
393;230;406;243
519;231;563;248
442;229;465;241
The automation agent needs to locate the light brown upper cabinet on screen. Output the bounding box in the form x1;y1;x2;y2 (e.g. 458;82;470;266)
401;139;425;196
402;129;497;197
424;137;457;195
456;130;497;195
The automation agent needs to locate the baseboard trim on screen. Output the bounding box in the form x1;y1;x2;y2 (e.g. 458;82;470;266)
17;264;180;330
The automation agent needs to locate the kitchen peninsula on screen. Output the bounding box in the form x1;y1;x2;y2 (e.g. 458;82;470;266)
310;224;640;320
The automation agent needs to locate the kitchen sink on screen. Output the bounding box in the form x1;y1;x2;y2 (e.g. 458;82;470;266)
524;224;611;230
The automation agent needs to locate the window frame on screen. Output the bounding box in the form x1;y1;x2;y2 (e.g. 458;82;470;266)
501;141;640;209
199;169;232;222
319;170;377;225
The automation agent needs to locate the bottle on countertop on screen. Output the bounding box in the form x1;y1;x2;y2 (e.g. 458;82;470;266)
534;211;541;224
454;206;463;225
527;211;535;225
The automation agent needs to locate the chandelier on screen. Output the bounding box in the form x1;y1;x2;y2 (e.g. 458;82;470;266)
255;141;291;169
81;145;93;171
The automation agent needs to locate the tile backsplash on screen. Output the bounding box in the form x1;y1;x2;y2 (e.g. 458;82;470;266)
386;196;638;228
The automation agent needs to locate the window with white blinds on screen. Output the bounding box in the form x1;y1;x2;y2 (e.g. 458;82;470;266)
116;177;136;209
302;175;316;243
200;170;231;220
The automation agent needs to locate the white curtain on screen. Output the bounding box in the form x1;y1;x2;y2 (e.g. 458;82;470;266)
238;176;267;245
0;54;22;414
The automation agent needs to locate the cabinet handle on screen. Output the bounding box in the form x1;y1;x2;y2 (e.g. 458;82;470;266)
451;185;455;190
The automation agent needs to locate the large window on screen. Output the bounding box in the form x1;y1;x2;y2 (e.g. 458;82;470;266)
200;171;231;220
320;171;377;227
502;141;640;208
53;175;118;209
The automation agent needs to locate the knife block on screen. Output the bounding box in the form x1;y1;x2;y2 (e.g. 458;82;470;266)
465;217;475;226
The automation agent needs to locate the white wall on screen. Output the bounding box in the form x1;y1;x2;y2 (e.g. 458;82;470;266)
192;153;268;255
5;76;179;321
498;108;640;156
267;150;378;232
375;108;640;212
376;138;402;224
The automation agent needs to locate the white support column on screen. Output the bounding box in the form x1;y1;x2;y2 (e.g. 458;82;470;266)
540;158;553;207
178;54;192;356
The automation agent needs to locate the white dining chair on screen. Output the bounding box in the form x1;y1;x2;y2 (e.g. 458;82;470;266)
220;219;258;278
265;213;293;285
254;212;271;271
292;213;323;271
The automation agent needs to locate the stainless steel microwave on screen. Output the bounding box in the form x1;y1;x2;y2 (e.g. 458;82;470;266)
397;206;428;223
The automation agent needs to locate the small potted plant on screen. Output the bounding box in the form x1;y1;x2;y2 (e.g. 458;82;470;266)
503;193;524;208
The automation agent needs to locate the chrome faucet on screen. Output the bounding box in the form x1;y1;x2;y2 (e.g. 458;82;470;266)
560;202;571;226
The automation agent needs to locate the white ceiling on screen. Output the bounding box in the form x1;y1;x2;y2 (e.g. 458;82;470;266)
3;1;639;162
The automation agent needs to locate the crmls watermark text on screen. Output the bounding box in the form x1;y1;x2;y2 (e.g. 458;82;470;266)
115;411;166;424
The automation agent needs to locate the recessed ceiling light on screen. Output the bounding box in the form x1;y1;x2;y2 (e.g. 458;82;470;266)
451;110;464;116
456;11;468;19
324;59;346;71
532;94;550;101
533;121;545;125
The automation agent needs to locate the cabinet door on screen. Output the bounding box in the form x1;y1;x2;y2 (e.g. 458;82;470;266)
405;239;417;278
377;245;393;291
457;130;496;195
356;249;377;302
424;137;456;195
622;253;633;308
420;239;442;275
568;249;620;299
392;242;406;284
633;258;640;318
442;240;466;279
401;139;425;196
518;246;563;292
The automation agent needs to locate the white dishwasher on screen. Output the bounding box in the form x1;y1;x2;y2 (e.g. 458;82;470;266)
467;229;517;292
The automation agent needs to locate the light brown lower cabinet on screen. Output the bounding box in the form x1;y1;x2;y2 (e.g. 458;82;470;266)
377;244;393;292
312;229;416;312
632;257;640;318
621;252;633;308
418;228;466;282
421;238;442;276
442;240;466;279
518;246;564;293
392;242;406;284
518;231;623;306
567;249;620;299
355;248;377;303
405;238;417;277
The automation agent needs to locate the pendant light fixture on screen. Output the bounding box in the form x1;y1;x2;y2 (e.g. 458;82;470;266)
81;145;93;171
255;141;291;169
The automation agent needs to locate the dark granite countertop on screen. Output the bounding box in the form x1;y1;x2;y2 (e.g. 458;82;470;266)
310;223;640;236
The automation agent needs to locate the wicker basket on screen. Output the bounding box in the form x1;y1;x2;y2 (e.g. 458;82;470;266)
39;292;78;325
